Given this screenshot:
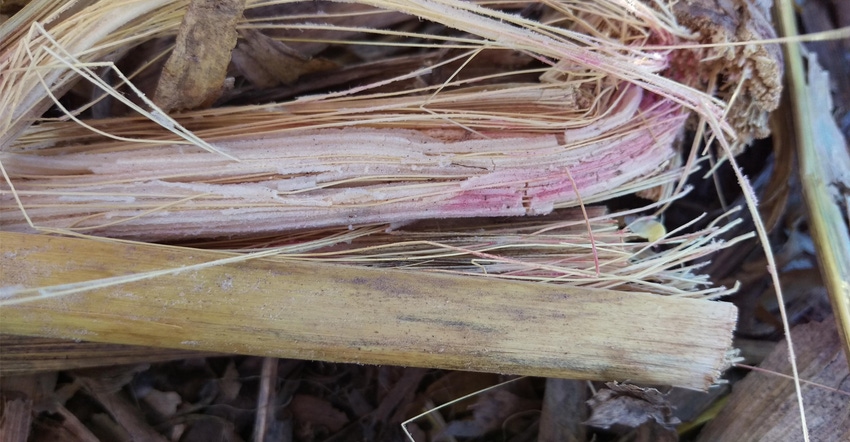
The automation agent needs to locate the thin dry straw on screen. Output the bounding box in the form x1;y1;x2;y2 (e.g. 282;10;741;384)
355;0;732;133
23;23;237;160
206;206;748;298
0;0;176;148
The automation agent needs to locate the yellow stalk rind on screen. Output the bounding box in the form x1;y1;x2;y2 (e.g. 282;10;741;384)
0;232;737;390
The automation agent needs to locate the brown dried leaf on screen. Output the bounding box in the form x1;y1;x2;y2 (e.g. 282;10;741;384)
232;29;336;88
243;2;410;57
0;372;58;414
441;389;541;438
421;371;500;415
89;413;133;442
72;365;148;395
180;416;241;442
35;404;100;442
373;367;427;425
0;396;32;442
216;360;241;403
761;105;795;232
0;0;32;14
584;382;680;432
142;389;182;419
153;0;247;111
289;394;349;435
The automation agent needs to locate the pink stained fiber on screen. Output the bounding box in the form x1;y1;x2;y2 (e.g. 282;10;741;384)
0;88;687;240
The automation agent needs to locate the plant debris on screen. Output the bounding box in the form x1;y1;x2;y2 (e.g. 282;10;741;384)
585;382;680;433
1;0;848;441
153;0;248;111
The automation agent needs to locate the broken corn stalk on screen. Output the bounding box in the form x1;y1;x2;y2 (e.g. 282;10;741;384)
0;0;781;389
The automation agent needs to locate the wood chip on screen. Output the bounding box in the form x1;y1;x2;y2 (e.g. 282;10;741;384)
153;0;247;111
697;317;850;441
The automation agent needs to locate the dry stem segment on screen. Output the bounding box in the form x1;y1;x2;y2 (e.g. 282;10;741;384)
0;232;737;390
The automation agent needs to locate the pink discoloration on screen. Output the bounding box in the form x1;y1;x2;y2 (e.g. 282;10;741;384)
440;188;524;212
1;88;689;240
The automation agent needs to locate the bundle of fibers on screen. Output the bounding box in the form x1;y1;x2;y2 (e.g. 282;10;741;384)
0;0;781;242
1;88;687;240
214;206;748;299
